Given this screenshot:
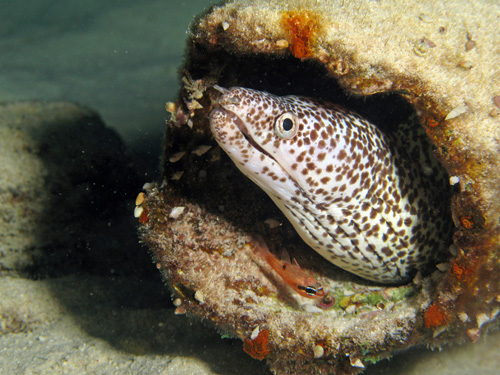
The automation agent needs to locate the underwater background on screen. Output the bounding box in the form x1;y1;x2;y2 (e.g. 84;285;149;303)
0;0;217;178
0;0;499;374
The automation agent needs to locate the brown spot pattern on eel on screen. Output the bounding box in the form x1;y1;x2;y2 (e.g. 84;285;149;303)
210;86;449;284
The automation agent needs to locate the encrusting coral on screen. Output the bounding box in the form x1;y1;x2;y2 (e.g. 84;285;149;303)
138;1;500;374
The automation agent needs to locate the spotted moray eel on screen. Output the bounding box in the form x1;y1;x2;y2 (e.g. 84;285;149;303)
209;86;450;284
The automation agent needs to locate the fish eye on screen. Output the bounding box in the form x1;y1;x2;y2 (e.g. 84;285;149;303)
298;284;321;296
274;112;298;139
305;286;317;295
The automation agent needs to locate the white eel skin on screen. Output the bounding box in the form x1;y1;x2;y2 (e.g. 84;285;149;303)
210;86;449;284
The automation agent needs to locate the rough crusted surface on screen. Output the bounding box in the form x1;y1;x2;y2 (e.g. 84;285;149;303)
141;1;500;374
140;183;429;375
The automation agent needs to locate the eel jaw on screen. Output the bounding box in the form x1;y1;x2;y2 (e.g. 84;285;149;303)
211;87;273;161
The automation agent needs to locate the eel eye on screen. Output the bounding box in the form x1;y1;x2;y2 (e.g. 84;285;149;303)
274;112;298;139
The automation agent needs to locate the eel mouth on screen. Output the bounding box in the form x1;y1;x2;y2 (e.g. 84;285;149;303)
211;88;275;161
224;107;274;160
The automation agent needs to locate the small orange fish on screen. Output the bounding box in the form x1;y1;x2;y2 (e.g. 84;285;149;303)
253;237;325;299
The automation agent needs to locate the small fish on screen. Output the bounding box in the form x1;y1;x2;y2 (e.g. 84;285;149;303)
252;236;325;299
210;86;450;284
